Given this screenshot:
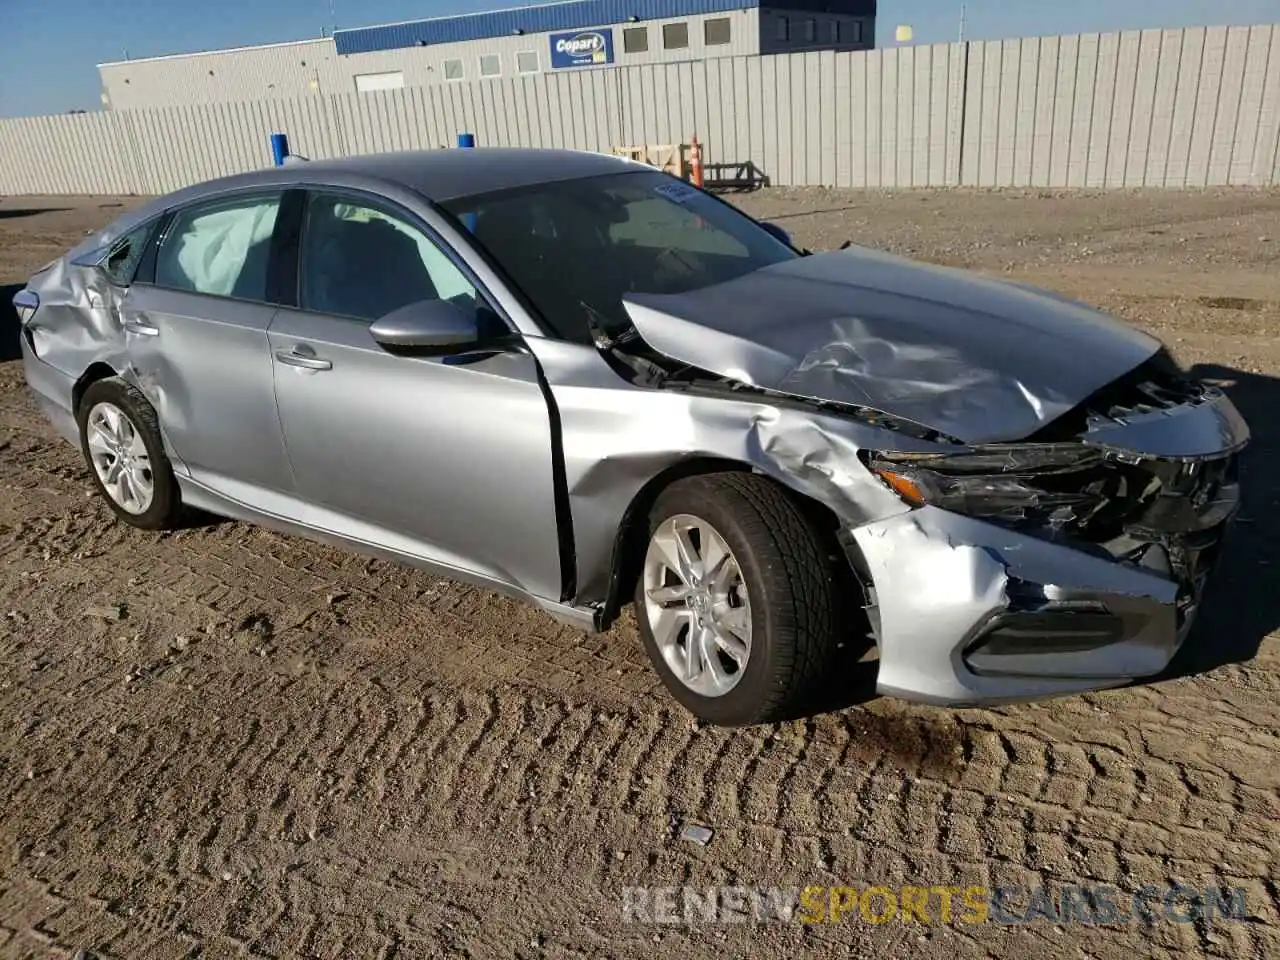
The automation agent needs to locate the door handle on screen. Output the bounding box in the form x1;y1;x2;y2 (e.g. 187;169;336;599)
123;318;160;336
276;348;333;371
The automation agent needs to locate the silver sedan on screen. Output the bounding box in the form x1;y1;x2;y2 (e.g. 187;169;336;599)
15;148;1248;725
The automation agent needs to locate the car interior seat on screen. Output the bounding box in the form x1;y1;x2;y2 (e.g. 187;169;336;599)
307;209;439;320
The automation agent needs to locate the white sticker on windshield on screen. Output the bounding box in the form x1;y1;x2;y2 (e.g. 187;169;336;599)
653;181;700;204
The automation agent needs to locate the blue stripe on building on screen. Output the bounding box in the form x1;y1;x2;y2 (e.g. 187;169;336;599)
334;0;876;55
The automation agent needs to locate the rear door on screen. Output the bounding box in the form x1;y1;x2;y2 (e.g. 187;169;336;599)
266;189;564;599
122;190;296;503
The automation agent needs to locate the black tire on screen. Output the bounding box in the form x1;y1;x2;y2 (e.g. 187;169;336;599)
633;472;839;726
76;377;182;530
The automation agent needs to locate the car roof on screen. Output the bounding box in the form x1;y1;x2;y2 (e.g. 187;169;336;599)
292;148;639;201
69;148;646;261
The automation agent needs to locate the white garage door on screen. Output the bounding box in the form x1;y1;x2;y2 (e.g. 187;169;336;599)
354;71;405;93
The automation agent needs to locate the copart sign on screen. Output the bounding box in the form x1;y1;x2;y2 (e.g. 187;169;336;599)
549;28;615;68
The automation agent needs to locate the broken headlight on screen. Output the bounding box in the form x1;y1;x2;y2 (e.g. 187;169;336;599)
865;444;1126;528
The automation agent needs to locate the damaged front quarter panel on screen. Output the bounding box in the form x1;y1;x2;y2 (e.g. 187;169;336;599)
526;336;943;610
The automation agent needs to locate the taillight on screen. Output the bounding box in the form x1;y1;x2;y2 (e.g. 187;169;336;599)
13;289;38;325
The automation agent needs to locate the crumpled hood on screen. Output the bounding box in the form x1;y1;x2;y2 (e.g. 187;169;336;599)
622;246;1162;443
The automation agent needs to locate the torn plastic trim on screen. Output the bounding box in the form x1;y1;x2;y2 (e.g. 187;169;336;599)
584;300;668;388
870;442;1106;474
1081;387;1250;462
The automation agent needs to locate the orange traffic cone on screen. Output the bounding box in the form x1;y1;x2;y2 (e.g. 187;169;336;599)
689;134;704;188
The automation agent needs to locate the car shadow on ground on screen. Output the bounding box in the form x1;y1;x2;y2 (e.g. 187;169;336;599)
0;283;23;361
0;207;70;220
1152;363;1280;684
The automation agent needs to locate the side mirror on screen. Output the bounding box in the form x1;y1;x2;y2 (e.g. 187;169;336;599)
369;298;481;351
758;221;793;247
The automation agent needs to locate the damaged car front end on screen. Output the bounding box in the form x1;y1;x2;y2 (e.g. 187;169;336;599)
855;376;1246;704
591;248;1249;707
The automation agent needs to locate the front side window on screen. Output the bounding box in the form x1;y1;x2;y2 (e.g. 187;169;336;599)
803;19;816;43
479;54;501;78
443;59;463;80
102;221;156;286
623;27;649;53
832;20;841;43
705;18;731;46
444;171;797;344
154;195;280;300
776;17;789;42
300;193;476;323
663;22;689;50
517;50;539;73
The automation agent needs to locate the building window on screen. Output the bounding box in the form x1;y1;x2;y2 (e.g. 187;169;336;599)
803;19;816;43
776;17;789;42
849;21;863;44
663;22;689;50
443;58;464;80
516;51;539;73
479;54;501;78
704;18;731;46
623;26;649;53
831;21;841;43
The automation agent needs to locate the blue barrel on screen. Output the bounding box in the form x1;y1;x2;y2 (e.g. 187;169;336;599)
456;132;476;148
270;132;290;166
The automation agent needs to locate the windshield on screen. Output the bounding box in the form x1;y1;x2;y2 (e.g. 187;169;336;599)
442;170;798;343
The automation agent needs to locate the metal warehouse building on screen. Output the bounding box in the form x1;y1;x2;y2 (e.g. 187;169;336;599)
99;0;876;110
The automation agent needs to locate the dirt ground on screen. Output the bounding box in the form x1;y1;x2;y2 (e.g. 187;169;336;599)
1;188;1278;959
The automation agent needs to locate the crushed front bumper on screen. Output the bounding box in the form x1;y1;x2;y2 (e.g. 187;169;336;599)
850;389;1247;706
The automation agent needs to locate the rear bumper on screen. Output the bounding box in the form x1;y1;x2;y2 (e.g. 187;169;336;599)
852;505;1222;706
21;333;79;445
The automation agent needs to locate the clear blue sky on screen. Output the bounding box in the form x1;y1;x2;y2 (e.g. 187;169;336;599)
0;0;1275;117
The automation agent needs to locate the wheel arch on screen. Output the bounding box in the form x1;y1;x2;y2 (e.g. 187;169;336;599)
72;361;123;416
595;455;869;632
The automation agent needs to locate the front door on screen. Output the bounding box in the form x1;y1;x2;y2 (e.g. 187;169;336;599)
122;191;295;501
266;190;563;600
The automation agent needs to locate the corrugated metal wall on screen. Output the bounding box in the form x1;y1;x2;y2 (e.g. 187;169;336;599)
5;25;1279;196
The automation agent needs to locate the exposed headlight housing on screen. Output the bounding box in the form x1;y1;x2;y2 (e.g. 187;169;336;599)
866;444;1123;528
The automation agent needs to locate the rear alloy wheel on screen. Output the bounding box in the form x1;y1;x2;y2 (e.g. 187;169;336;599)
634;473;839;726
77;377;182;530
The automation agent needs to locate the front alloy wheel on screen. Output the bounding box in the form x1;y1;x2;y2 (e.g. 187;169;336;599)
642;514;753;698
633;473;840;726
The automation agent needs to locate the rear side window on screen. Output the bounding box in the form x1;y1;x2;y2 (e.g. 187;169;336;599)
155;195;281;301
101;221;156;286
299;193;476;322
